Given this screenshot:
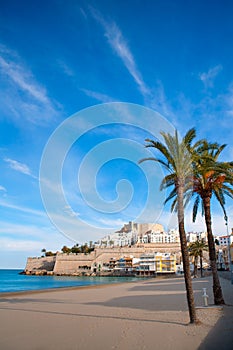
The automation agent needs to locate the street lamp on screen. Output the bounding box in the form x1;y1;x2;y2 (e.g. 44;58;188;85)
225;216;233;284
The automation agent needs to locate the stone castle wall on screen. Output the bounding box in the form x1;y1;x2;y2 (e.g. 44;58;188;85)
53;252;96;274
24;243;181;275
25;256;56;273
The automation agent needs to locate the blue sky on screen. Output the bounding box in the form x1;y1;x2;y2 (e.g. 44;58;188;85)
1;0;233;268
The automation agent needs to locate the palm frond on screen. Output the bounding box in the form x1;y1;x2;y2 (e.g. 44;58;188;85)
192;196;200;222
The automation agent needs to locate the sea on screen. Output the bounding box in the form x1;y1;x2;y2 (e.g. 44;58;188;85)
0;269;138;293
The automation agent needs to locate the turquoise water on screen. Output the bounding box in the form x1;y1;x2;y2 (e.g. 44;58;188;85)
0;269;138;293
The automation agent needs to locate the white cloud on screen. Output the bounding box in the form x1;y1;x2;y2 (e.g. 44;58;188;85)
148;81;176;118
4;158;37;178
163;207;230;236
0;44;61;125
0;221;47;236
97;218;126;229
64;205;80;217
0;199;46;217
0;220;73;252
88;9;177;119
0;57;47;104
80;88;115;103
199;65;222;89
0;185;6;192
89;7;150;99
0;238;43;252
56;59;75;77
80;7;88;20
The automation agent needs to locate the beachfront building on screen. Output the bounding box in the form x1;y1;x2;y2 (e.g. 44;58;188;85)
115;257;134;272
137;252;176;276
154;252;177;274
102;256;135;273
137;253;156;275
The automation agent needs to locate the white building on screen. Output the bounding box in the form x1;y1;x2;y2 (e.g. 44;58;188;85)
186;231;207;243
137;252;177;275
218;235;230;246
137;253;156;274
97;230;138;247
97;222;165;247
150;229;180;244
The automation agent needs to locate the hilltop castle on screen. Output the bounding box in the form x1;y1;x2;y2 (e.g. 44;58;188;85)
24;222;209;276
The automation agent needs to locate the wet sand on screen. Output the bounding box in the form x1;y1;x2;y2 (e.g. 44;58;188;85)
0;275;232;350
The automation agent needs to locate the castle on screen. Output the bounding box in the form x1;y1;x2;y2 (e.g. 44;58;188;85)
24;222;210;276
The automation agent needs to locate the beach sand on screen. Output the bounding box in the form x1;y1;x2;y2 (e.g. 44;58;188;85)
0;275;232;350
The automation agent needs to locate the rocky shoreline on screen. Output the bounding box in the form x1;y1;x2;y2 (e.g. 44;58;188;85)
20;270;139;277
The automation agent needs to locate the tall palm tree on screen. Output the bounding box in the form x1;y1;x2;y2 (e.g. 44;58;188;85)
189;239;208;278
191;141;233;304
139;128;198;324
189;244;199;278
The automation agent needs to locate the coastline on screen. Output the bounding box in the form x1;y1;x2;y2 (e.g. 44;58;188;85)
0;269;141;295
0;278;137;298
0;274;178;297
1;275;232;349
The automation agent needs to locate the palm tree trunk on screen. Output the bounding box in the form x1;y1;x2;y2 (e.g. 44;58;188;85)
200;251;203;278
194;256;198;277
177;183;198;323
203;196;225;304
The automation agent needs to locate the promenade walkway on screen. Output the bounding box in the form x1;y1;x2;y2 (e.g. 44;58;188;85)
198;273;233;350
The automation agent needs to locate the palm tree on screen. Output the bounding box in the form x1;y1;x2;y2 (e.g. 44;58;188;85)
41;248;46;257
189;239;208;278
191;141;233;304
139;128;198;324
189;244;198;278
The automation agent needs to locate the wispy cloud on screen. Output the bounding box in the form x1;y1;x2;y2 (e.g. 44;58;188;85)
64;205;80;217
97;218;126;229
80;88;115;103
0;220;72;252
89;7;151;99
88;8;176;119
0;185;6;192
199;65;222;89
0;238;43;252
0;199;45;217
4;158;37;179
0;44;61;125
148;81;176;119
56;59;75;77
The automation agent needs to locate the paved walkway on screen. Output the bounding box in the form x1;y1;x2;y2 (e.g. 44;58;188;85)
198;274;233;350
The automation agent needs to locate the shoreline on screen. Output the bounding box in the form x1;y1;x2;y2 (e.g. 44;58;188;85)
0;278;140;298
1;271;181;297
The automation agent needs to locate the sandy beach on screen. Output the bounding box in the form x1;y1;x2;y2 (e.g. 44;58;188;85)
0;274;232;350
